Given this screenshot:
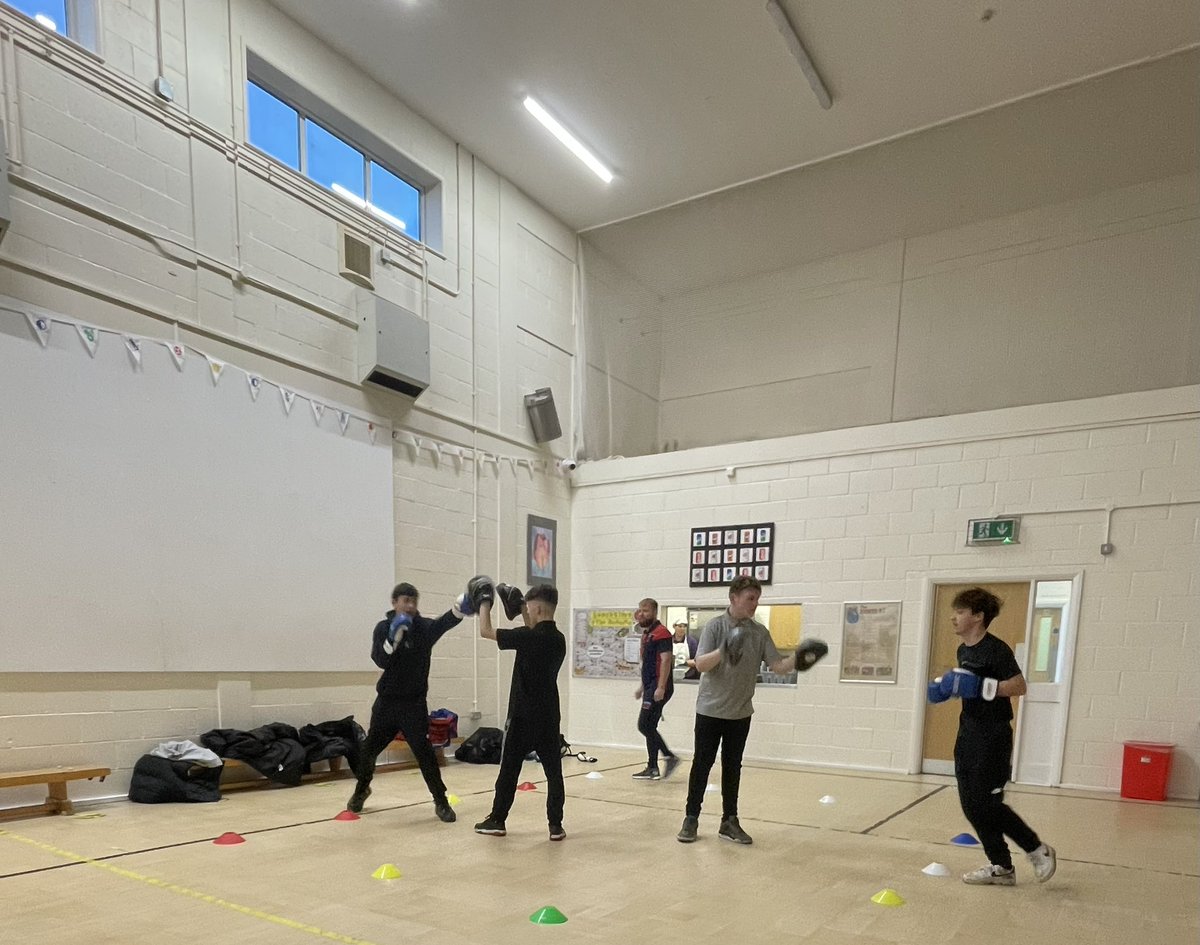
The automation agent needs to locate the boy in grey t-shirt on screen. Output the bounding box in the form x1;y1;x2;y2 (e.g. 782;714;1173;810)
677;575;801;846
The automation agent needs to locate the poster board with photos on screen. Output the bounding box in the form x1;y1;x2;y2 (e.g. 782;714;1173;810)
689;522;775;587
839;601;901;683
571;607;639;679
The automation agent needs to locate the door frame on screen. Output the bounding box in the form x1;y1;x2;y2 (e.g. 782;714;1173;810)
907;570;1084;786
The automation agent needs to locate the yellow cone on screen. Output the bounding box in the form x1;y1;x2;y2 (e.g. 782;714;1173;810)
447;794;461;806
871;888;905;906
372;863;402;881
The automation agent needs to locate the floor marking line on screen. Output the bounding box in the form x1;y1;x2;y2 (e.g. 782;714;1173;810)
0;828;379;945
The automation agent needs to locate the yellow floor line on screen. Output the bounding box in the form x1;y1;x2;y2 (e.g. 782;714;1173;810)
0;828;379;945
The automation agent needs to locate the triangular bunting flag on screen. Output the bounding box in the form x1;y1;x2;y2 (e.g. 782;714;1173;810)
310;400;325;424
206;355;226;386
26;312;51;347
337;410;350;434
124;336;143;368
76;324;99;357
280;387;295;415
168;343;186;370
367;422;377;444
247;374;262;402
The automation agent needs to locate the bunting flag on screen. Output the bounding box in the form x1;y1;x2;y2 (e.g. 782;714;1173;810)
337;410;350;434
367;422;377;444
26;311;51;347
247;374;262;401
206;355;226;386
280;387;296;415
76;324;99;357
168;342;186;370
124;335;143;368
310;400;325;424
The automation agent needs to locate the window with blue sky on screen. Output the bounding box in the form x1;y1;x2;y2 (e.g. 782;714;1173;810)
3;0;66;34
246;79;422;242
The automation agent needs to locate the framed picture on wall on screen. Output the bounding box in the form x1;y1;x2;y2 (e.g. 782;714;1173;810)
527;515;557;586
689;522;775;587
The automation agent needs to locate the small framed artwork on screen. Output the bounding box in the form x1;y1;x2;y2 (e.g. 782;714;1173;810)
689;523;776;587
527;515;557;586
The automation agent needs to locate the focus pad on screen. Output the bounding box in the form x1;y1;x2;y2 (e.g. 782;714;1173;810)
794;638;829;672
496;583;525;621
467;575;495;611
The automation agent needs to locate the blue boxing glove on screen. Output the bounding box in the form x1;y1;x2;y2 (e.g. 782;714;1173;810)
385;613;412;653
927;677;951;704
937;668;997;700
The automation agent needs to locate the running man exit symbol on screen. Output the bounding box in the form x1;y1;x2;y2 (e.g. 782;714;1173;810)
967;517;1021;545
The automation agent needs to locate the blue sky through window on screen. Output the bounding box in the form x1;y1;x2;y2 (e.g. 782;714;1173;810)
247;82;300;170
3;0;67;32
306;119;364;198
370;162;420;241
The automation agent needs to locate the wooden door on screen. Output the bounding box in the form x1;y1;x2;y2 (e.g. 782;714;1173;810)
921;581;1030;773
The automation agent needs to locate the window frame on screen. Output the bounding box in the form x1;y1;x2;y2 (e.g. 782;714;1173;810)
245;51;438;249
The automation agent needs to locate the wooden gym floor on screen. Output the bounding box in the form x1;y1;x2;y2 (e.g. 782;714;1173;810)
1;747;1196;945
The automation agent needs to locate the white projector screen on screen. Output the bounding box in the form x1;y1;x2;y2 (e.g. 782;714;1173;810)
0;314;394;671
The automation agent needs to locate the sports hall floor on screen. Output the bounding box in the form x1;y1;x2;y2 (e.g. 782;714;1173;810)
2;747;1196;945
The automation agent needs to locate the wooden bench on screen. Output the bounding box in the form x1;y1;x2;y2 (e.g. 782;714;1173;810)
216;741;451;792
0;766;111;820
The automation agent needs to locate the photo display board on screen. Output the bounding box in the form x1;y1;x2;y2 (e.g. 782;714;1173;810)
571;608;638;679
689;522;775;587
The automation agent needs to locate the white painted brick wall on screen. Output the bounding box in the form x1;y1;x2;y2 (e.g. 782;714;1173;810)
568;389;1199;797
0;0;578;809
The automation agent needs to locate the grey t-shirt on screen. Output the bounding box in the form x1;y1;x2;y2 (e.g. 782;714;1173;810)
694;611;782;720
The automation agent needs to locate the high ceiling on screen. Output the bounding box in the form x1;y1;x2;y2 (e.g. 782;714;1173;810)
270;1;1199;233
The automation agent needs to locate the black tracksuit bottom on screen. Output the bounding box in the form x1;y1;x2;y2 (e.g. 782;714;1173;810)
955;722;1041;869
355;696;447;801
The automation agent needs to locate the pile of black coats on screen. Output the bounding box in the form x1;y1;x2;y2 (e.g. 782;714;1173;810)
128;717;364;803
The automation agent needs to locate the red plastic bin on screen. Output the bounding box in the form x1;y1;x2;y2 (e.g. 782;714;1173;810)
1120;741;1174;801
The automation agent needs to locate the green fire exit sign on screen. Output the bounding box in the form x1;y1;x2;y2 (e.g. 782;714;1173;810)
967;517;1021;545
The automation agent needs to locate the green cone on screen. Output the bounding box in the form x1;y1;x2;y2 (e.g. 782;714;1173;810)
529;906;567;924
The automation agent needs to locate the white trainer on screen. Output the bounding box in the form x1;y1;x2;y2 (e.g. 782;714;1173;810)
962;865;1016;886
1027;843;1057;882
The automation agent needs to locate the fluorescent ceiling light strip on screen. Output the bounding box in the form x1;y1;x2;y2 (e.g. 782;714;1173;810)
523;96;613;183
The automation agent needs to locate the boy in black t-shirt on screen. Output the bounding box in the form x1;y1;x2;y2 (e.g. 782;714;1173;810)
473;584;567;840
928;587;1057;885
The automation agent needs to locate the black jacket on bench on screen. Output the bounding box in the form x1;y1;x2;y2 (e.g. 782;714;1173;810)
128;755;222;804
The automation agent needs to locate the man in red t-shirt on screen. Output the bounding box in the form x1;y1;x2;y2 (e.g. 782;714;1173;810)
632;598;679;781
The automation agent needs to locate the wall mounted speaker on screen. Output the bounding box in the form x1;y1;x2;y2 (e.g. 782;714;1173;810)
524;387;562;442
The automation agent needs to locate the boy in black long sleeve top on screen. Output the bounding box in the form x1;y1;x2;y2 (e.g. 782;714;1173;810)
348;581;462;822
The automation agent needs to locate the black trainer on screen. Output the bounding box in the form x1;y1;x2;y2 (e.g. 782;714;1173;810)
662;756;681;780
632;766;660;780
718;816;753;845
549;823;566;841
346;783;371;813
434;798;456;823
677;815;699;843
474;816;507;836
